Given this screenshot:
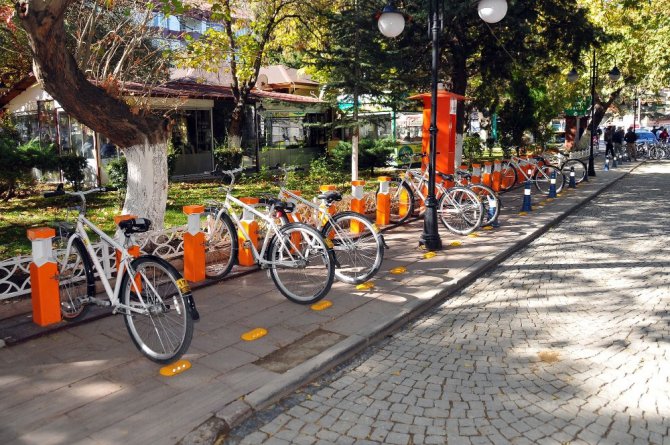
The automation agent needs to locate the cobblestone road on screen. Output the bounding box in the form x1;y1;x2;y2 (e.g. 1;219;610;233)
227;162;670;445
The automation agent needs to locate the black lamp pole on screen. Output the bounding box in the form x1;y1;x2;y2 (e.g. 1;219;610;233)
587;49;597;178
421;0;442;251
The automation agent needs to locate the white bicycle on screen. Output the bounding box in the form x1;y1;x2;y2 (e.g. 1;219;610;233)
45;185;199;364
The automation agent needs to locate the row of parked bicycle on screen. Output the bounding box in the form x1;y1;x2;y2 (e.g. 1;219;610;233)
41;149;597;365
635;141;670;160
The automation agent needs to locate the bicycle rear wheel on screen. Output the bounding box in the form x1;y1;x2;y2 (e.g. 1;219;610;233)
534;165;565;195
438;186;483;235
499;162;517;191
269;222;335;304
53;235;94;321
322;211;384;284
122;256;194;364
387;181;414;224
560;159;586;184
469;184;500;226
202;211;237;279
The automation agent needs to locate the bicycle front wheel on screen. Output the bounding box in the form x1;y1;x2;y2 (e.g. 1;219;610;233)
560;159;586;184
269;222;335;304
468;184;500;226
53;235;94;321
534;165;565;194
438;187;484;235
322;211;384;284
122;256;194;364
387;181;414;224
202;211;237;279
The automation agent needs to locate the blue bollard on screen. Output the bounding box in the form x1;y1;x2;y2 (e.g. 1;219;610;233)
604;156;610;171
548;170;557;198
520;180;532;212
568;166;577;189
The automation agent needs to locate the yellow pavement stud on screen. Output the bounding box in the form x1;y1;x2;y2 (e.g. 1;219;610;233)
482;225;494;231
545;198;554;202
390;266;407;275
423;251;437;259
518;211;528;216
450;241;462;247
159;359;192;377
241;328;268;341
467;232;480;238
311;300;333;311
356;281;375;290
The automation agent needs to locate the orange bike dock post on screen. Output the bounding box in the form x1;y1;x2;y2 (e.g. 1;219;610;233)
471;164;482;184
183;205;205;283
482;161;493;187
376;176;392;226
351;180;366;233
492;160;502;192
27;227;61;326
238;198;259;267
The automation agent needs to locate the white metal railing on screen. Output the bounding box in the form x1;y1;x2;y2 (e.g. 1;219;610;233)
0;224;188;302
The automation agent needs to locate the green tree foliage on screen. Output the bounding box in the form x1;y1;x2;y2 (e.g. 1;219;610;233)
568;0;670;142
0;121;58;200
177;0;306;148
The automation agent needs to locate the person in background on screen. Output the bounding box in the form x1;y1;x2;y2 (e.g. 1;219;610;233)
659;127;669;143
612;126;624;159
604;126;615;159
624;127;638;161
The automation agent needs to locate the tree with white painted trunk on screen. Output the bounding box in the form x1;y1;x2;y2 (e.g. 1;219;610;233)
13;0;171;226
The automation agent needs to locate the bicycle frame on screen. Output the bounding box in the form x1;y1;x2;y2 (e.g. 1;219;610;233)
209;193;310;270
505;156;541;181
62;215;151;315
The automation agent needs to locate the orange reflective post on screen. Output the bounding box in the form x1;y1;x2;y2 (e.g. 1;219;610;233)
376;176;391;226
238;197;259;267
27;227;61;326
351;180;366;233
183;205;205;282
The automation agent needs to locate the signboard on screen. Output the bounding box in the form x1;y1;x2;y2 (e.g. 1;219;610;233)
564;97;590;117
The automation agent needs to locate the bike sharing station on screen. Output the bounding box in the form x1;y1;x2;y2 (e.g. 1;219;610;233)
12;88;612;375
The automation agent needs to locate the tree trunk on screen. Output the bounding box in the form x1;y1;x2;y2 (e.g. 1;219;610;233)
451;50;468;168
123;140;169;228
228;102;244;149
16;0;169;225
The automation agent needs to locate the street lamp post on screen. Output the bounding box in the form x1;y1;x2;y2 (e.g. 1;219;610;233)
378;0;507;251
568;49;621;178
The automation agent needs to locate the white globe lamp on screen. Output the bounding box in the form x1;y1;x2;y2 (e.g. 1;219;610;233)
477;0;508;24
378;5;406;38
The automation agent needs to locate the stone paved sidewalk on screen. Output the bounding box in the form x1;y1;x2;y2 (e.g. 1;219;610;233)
226;161;670;445
0;160;641;445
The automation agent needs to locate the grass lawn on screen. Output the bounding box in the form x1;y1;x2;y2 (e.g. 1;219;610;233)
0;170;382;259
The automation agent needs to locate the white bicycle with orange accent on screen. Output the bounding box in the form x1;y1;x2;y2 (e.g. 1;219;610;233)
274;166;385;285
201;167;335;304
44;184;199;364
387;154;484;235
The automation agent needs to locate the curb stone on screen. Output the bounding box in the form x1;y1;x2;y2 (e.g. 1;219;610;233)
181;163;643;445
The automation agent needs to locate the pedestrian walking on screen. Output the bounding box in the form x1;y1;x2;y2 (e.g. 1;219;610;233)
613;126;624;159
624;127;638;161
659;127;668;143
604;125;615;158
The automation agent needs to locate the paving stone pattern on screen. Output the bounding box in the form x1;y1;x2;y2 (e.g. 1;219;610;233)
230;162;670;444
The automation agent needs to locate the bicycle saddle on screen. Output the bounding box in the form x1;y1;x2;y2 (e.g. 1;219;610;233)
316;191;342;203
259;197;295;213
117;218;152;235
437;172;455;182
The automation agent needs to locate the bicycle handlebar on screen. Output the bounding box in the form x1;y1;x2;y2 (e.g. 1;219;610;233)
43;185;118;199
